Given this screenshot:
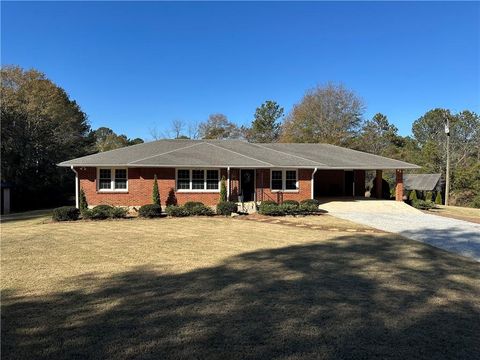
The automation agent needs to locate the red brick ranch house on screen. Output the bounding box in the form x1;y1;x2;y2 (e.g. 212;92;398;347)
58;139;419;208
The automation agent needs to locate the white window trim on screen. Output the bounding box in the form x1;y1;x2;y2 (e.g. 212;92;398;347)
175;168;221;193
270;169;299;192
97;167;128;192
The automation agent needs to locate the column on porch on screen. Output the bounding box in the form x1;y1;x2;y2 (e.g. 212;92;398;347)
375;170;382;199
395;169;404;201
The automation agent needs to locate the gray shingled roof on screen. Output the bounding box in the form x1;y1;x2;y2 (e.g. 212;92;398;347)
403;174;441;191
58;139;420;169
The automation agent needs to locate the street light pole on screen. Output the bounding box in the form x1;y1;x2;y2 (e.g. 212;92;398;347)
444;115;450;206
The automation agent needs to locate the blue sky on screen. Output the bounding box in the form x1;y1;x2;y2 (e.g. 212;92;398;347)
2;1;479;139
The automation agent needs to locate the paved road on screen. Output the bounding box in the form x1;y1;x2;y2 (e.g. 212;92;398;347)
320;200;480;261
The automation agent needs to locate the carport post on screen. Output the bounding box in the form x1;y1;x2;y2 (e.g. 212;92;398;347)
395;169;403;201
311;168;318;199
71;166;79;209
227;167;230;201
375;170;382;199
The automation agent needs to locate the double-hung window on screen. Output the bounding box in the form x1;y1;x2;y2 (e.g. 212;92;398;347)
98;168;128;191
176;169;220;191
270;169;298;191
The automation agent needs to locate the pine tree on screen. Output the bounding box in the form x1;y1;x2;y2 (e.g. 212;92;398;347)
152;174;160;205
435;192;443;205
247;100;284;143
220;176;227;202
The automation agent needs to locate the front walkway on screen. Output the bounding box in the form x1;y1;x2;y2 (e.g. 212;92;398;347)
320;199;480;261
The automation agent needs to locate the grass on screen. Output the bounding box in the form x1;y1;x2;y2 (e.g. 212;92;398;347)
2;216;479;359
426;205;480;223
274;213;376;231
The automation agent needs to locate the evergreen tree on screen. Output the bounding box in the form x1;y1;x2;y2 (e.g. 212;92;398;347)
79;188;88;211
247;100;284;143
435;192;443;205
409;190;418;201
152;174;160;205
220;176;227;202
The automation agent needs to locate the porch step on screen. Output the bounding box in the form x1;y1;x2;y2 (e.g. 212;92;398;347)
236;201;258;214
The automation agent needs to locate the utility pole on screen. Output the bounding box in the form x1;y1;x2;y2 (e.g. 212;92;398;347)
444;114;450;206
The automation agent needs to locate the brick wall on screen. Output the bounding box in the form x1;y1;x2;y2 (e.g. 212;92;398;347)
77;167;227;207
255;168;313;203
78;167;314;207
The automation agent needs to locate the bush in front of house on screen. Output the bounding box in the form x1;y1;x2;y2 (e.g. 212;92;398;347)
220;176;227;202
82;205;114;220
138;204;162;218
435;192;443;205
110;207;128;219
52;206;80;221
216;201;238;216
258;202;285;216
299;199;321;213
79;188;88;211
82;205;129;220
165;205;190;217
183;201;205;211
188;204;215;216
412;199;436;210
259;199;322;216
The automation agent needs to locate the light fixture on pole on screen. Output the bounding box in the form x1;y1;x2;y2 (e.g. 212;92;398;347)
444;113;450;206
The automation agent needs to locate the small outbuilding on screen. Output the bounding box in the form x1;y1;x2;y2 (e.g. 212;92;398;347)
403;173;442;192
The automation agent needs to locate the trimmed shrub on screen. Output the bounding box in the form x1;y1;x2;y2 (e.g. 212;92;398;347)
220;176;227;202
83;205;114;220
152;174;160;206
110;207;128;219
166;188;177;206
188;204;215;216
166;205;189;217
280;203;300;215
300;199;320;207
282;200;299;206
299;199;321;213
184;201;205;211
412;199;435;210
435;192;443;205
217;201;238;216
139;204;162;218
79;188;88;211
52;206;80;221
409;190;418;201
259;202;284;216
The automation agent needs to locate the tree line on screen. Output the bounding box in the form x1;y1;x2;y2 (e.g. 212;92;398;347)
1;66;479;210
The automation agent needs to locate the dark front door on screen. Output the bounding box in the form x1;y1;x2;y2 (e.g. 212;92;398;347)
241;169;255;202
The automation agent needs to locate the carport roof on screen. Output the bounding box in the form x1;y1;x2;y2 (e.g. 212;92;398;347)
58;139;420;170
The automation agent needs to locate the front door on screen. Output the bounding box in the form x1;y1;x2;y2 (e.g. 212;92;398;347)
241;169;255;202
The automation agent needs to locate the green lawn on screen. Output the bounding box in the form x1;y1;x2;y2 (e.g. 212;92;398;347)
2;216;479;359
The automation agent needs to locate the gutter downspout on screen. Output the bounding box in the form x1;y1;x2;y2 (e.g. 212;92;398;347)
227;167;230;201
311;168;318;200
71;166;79;209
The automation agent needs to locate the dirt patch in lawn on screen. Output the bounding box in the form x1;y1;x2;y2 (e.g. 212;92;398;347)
2;217;479;359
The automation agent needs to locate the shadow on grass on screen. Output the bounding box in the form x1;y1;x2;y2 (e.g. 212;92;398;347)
2;234;480;359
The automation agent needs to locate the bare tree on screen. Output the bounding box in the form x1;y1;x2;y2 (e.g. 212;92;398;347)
171;119;185;139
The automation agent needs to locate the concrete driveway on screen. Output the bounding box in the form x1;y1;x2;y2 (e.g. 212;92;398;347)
320;199;480;261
